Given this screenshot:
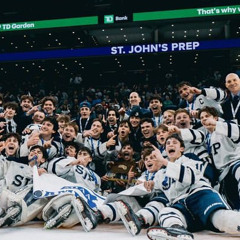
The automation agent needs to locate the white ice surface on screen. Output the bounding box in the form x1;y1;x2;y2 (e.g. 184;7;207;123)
0;222;240;240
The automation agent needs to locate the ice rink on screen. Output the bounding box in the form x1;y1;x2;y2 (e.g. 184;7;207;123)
1;222;240;240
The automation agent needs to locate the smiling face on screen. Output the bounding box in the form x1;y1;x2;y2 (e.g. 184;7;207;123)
5;136;19;156
90;120;104;138
32;111;45;124
129;92;141;107
21;99;33;112
178;84;194;102
129;116;141;128
225;73;240;95
40;121;55;138
107;110;118;125
175;112;191;129
144;153;161;173
149;99;162;116
141;121;154;139
42;100;55;115
163;111;175;126
199;111;218;132
165;137;184;162
62;125;77;142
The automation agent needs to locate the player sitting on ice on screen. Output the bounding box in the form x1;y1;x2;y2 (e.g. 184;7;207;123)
42;146;101;230
145;134;240;240
0;144;49;227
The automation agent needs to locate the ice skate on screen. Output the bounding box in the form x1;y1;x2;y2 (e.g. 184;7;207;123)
116;200;143;236
72;196;98;232
44;203;73;229
147;225;194;240
0;203;22;227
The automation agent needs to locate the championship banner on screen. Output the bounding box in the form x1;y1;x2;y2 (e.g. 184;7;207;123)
33;166;105;210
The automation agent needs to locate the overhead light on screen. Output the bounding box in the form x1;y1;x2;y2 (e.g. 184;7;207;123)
142;33;144;36
108;40;111;43
197;30;200;32
212;21;215;24
102;29;105;32
55;39;58;42
209;34;211;36
172;36;174;38
171;24;174;27
196;34;199;37
184;35;186;38
23;35;27;38
125;39;128;41
106;36;109;38
210;29;212;31
143;38;145;40
140;27;143;29
72;31;75;34
120;28;123;31
184;31;187;33
124;35;126;37
49;33;52;35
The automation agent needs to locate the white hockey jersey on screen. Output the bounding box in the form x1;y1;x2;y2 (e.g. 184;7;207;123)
186;87;226;114
0;158;33;193
154;155;211;204
48;156;101;192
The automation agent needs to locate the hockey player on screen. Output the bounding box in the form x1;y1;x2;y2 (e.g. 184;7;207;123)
199;106;240;210
0;145;49;227
145;134;240;240
177;81;226;118
47;145;101;192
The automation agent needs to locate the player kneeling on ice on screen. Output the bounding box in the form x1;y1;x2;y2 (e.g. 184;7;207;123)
146;134;240;240
0;144;49;227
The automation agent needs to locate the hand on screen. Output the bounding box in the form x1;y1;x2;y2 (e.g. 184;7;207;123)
38;168;47;176
144;180;154;192
189;87;202;95
22;128;32;135
167;125;180;134
83;130;93;138
0;141;5;152
106;134;116;148
43;137;54;149
128;166;136;183
0;122;6;129
101;175;109;181
27;131;40;147
118;107;126;116
27;104;41;115
190;110;199;119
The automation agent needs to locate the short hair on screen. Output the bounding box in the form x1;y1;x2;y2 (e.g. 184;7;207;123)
91;118;105;129
29;145;48;160
4;102;18;111
198;106;219;118
20;95;34;104
149;95;162;103
176;81;192;91
140;118;154;127
121;141;133;149
78;146;92;158
65;141;81;154
57;114;71;123
107;108;119;119
174;108;190;119
163;109;175;115
41;96;57;107
141;146;155;161
165;134;185;148
2;132;21;144
154;124;168;134
65;122;79;135
42;116;58;132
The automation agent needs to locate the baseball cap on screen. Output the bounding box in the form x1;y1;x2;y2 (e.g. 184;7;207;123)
129;108;143;118
79;101;91;109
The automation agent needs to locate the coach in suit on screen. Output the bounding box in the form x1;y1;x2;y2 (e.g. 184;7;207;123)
222;73;240;124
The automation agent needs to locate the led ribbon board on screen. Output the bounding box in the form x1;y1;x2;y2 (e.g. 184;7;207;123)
0;39;239;62
133;5;240;21
0;16;98;32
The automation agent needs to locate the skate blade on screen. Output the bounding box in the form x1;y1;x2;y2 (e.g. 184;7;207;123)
116;201;138;236
72;198;93;232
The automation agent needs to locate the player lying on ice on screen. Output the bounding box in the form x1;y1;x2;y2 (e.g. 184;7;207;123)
116;134;240;240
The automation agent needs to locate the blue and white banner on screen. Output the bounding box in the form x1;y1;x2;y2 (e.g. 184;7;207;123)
33;166;105;210
0;39;239;62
